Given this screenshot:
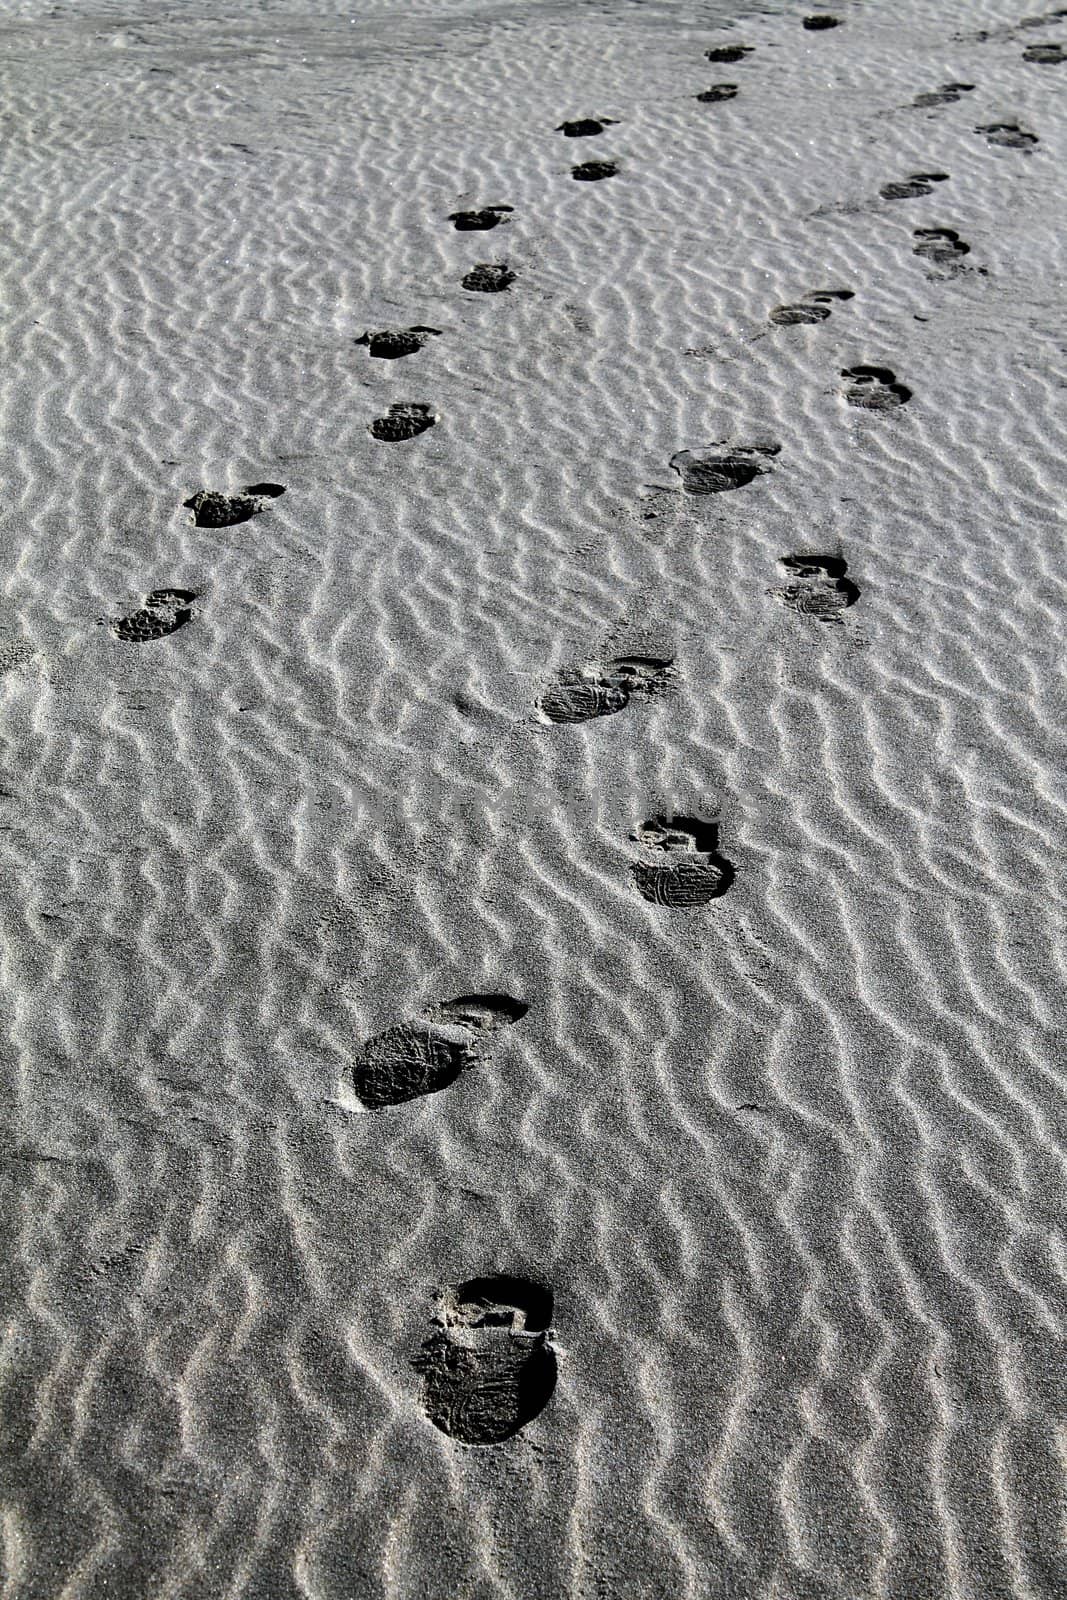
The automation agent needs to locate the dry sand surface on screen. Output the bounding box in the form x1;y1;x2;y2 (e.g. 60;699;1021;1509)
0;0;1065;1595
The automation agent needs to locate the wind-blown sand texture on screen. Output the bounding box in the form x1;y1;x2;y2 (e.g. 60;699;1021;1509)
0;0;1064;1595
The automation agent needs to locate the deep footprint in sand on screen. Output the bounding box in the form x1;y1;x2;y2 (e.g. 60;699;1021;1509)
669;441;779;493
413;1276;557;1446
351;995;528;1109
112;588;197;644
912;81;975;106
449;205;513;231
369;403;437;442
572;160;617;181
977;121;1039;148
557;117;617;136
771;553;859;621
1022;42;1065;61
184;483;285;528
355;326;441;359
462;262;516;293
770;288;853;325
695;83;738;102
880;171;950;200
706;44;754;62
913;226;971;267
631;817;734;907
841;365;912;409
538;655;672;725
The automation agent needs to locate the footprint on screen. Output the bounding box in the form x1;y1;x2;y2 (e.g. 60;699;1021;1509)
976;121;1039;148
669;441;779;494
769;288;853;325
695;83;738;102
184;483;285;528
1023;41;1065;61
462;262;515;293
351;994;528;1110
912;81;975;106
771;553;859;621
413;1276;557;1446
556;117;617;136
571;160;617;180
803;14;841;28
631;817;734;907
913;226;971;266
355;326;441;359
538;655;672;725
112;588;196;644
369;403;436;442
841;365;912;409
705;44;754;62
880;171;950;199
449;205;513;231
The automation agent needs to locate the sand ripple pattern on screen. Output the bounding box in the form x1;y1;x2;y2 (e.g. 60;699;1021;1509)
0;1;1064;1597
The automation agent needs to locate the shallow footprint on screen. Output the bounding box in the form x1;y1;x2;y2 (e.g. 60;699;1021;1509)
1022;42;1065;61
912;81;975;106
669;441;779;493
538;655;672;725
976;121;1038;148
913;226;971;266
705;44;754;62
557;117;617;136
355;326;441;359
449;205;513;231
695;83;738;102
369;402;436;442
841;365;911;409
771;552;859;621
880;171;950;199
803;13;841;28
631;817;734;907
112;588;196;644
351;994;527;1110
571;160;617;180
413;1276;557;1446
462;262;515;293
184;483;285;528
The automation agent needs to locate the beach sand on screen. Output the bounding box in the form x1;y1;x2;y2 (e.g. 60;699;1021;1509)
0;0;1064;1595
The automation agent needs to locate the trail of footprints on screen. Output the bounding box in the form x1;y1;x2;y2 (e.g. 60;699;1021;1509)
94;7;1058;1448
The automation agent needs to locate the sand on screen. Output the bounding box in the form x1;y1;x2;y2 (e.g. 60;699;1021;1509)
0;0;1064;1595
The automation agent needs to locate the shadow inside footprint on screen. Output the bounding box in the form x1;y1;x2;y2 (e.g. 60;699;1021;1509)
538;655;672;725
631;817;734;907
803;13;841;28
571;160;617;180
772;552;859;621
913;82;975;106
706;44;753;62
1023;42;1065;61
449;205;513;230
669;441;779;493
695;83;738;102
369;403;436;442
977;122;1038;147
880;171;950;199
770;301;831;325
913;226;971;265
352;994;528;1110
355;326;441;359
557;117;617;136
184;484;284;527
414;1276;557;1446
841;365;911;409
112;588;196;644
462;262;515;292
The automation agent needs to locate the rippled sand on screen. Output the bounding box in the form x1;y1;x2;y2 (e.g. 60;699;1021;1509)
0;0;1064;1595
